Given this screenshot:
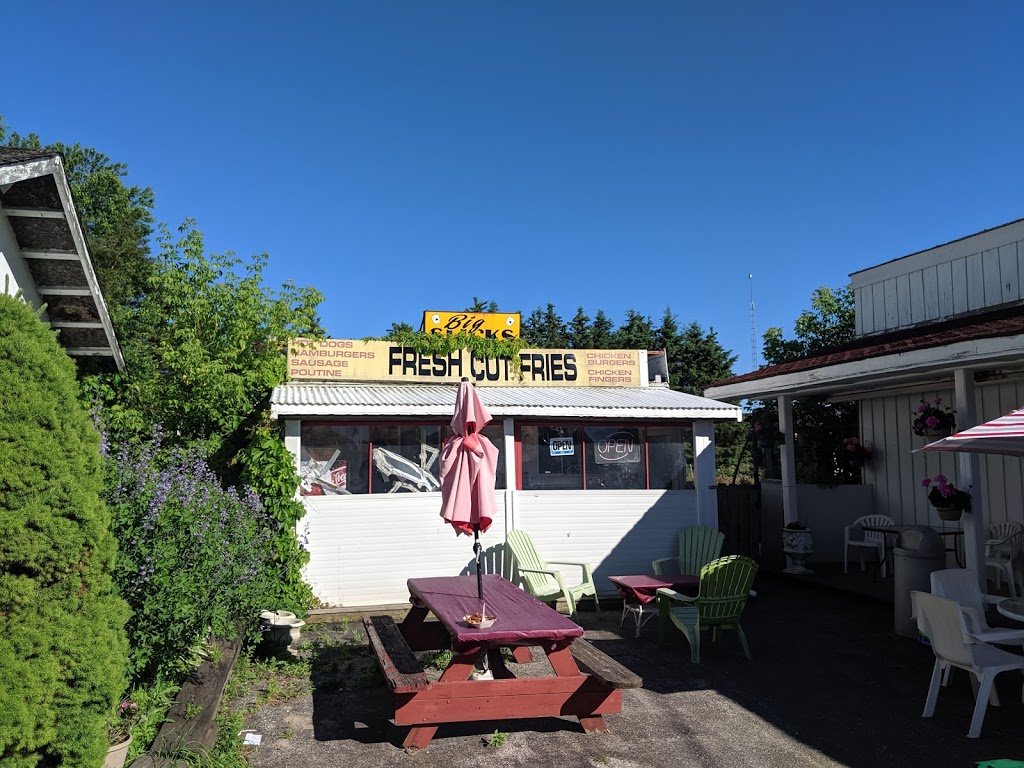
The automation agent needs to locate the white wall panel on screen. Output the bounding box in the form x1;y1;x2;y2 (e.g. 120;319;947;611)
852;227;1024;337
1000;243;1020;304
301;492;507;607
515;490;698;594
862;384;1024;535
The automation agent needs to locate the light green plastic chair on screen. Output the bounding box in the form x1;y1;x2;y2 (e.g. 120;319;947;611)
506;529;600;621
656;555;759;663
651;525;725;576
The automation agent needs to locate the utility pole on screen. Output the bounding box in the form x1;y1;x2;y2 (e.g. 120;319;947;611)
749;273;757;370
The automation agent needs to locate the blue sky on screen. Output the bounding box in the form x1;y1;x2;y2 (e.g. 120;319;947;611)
4;1;1022;374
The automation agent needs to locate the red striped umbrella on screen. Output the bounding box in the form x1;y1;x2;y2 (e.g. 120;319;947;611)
916;407;1024;456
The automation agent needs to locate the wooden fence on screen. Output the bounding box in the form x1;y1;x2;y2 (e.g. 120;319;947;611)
718;484;762;560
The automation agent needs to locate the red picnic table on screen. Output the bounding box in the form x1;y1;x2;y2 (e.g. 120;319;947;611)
364;574;641;750
608;573;699;636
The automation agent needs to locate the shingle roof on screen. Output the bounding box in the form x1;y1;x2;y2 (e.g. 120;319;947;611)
0;147;59;166
711;303;1024;389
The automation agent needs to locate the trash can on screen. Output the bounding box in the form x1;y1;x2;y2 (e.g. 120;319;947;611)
893;525;946;638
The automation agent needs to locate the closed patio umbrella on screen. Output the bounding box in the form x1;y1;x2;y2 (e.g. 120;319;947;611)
916;407;1024;456
440;377;499;603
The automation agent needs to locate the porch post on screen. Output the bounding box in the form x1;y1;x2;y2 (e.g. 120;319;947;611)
693;419;719;528
778;396;798;526
954;369;985;590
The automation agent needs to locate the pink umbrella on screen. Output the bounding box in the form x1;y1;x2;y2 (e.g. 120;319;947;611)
440;378;499;601
916;407;1024;456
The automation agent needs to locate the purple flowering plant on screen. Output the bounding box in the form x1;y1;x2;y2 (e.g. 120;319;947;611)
106;426;282;682
912;397;957;437
921;474;972;511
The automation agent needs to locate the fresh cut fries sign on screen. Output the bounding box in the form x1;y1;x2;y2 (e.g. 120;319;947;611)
288;339;642;387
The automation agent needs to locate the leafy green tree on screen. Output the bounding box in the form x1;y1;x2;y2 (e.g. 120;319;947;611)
0;117;155;321
94;219;323;455
385;321;415;337
756;285;858;485
0;293;128;768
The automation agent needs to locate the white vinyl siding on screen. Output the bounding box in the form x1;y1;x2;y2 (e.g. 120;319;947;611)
852;220;1024;336
300;488;700;606
861;380;1024;531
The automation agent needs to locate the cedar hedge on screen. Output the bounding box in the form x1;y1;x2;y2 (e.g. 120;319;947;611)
0;293;128;767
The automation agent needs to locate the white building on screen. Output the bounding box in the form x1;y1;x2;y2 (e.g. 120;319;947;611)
0;147;122;368
707;218;1024;585
271;341;741;606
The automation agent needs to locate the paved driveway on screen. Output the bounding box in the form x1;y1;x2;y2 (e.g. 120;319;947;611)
238;575;1024;767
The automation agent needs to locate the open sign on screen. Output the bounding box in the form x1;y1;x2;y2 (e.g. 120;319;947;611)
549;437;575;456
595;431;641;464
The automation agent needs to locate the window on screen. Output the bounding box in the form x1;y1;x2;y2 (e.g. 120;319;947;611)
647;426;694;490
520;423;693;491
584;426;645;490
299;422;506;495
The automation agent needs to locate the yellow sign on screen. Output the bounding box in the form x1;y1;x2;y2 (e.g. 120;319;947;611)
423;311;520;339
288;340;642;387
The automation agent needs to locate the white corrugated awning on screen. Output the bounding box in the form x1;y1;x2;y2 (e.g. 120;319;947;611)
270;383;742;421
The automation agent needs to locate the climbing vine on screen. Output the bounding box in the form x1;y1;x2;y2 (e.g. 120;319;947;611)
369;330;528;376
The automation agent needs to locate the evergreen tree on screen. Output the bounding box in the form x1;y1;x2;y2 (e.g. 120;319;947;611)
522;303;567;348
590;309;615;348
0;293;128;767
614;309;655;350
567;306;592;348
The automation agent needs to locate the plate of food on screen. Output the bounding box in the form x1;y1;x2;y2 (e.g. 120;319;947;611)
464;612;497;629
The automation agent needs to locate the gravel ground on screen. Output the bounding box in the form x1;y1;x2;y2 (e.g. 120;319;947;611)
226;576;1024;767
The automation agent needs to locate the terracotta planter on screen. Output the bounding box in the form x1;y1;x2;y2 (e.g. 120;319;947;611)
103;735;132;768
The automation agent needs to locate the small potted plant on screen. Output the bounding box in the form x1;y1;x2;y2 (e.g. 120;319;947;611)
922;474;972;521
749;412;784;448
104;698;138;768
782;520;814;575
841;436;872;469
912;397;957;438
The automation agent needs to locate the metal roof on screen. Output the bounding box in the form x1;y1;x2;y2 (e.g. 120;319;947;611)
271;383;742;421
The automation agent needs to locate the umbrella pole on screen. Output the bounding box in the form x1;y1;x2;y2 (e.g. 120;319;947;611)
473;522;491;676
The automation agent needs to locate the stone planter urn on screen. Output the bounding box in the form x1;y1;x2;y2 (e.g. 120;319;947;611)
259;610;305;651
782;527;814;575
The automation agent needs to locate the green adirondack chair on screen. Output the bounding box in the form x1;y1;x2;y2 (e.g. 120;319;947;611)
506;529;600;621
651;525;724;576
656;555;759;663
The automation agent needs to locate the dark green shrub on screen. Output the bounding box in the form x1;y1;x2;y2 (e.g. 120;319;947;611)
0;293;128;767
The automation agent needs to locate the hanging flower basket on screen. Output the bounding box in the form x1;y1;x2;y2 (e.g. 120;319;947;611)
922;475;971;521
912;397;956;438
933;504;963;522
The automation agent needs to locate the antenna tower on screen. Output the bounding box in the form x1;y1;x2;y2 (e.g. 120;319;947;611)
748;273;757;370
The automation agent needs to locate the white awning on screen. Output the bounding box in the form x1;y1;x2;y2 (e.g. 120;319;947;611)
271;383;742;421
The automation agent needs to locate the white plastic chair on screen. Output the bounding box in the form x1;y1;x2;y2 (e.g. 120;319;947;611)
911;590;1024;738
930;569;1024;647
985;522;1023;598
844;514;894;577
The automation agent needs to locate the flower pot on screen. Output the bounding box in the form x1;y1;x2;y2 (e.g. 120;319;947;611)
104;735;132;768
782;528;814;575
924;427;953;438
933;504;963;522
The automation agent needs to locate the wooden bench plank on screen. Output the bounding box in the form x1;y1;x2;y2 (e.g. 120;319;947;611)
569;638;643;689
364;615;429;693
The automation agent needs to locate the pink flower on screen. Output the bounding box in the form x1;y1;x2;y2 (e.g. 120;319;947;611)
921;478;932;487
925;415;939;428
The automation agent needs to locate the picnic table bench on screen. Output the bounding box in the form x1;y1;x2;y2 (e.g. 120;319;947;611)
363;575;641;750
